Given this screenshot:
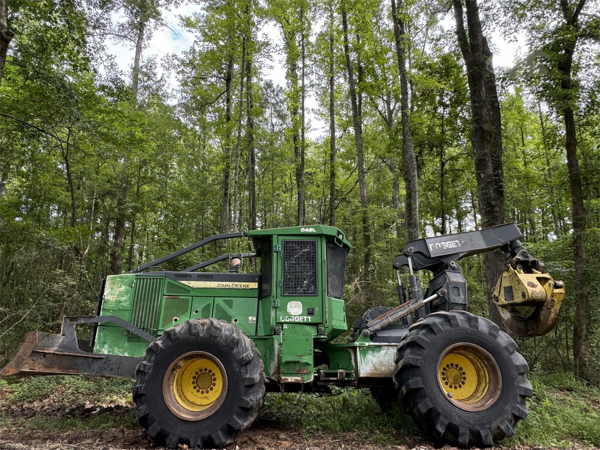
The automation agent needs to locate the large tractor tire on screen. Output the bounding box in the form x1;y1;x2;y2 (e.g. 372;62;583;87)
393;311;532;448
133;319;265;449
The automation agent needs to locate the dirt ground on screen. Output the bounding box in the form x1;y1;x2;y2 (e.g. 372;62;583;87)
0;425;573;450
0;391;592;450
0;419;585;450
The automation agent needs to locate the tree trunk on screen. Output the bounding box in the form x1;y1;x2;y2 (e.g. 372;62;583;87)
299;2;306;226
328;2;336;227
246;56;256;230
110;9;151;273
132;19;146;100
440;104;447;235
0;171;7;198
61;132;76;229
232;37;246;230
537;104;561;237
553;3;591;377
221;55;234;235
0;0;14;88
390;158;402;239
391;0;419;241
452;0;505;326
127;168;142;270
279;20;304;226
110;179;127;274
565;104;589;378
342;3;371;280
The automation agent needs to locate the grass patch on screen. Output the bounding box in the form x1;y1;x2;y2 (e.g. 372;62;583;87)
0;375;137;431
11;410;138;431
1;372;599;448
505;372;600;448
260;387;418;445
3;375;134;407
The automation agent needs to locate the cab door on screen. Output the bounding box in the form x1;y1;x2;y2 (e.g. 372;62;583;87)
275;236;323;325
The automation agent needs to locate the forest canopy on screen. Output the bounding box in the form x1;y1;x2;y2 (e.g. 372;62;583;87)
0;0;598;383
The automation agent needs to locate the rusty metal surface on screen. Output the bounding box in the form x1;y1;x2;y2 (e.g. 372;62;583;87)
4;343;142;378
0;331;39;377
493;266;565;337
1;316;147;379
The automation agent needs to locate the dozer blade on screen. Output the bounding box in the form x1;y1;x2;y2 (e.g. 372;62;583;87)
493;266;565;337
1;318;144;379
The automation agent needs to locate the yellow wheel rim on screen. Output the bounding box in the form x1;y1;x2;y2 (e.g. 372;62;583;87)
437;343;502;412
162;351;228;421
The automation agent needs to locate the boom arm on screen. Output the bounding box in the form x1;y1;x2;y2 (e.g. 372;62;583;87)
393;223;532;275
384;223;564;338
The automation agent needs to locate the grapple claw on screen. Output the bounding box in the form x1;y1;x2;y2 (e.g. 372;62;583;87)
493;266;564;337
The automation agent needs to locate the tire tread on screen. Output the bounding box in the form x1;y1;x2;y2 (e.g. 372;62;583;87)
393;311;531;448
133;318;265;449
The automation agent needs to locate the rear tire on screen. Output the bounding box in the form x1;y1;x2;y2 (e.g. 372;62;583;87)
133;319;264;449
393;311;531;447
369;387;399;411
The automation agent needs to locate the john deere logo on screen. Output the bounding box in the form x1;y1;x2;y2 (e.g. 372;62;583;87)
301;227;316;232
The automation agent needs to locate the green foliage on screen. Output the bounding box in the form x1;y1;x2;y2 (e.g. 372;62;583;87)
261;388;416;444
506;373;600;448
0;0;599;386
4;376;134;406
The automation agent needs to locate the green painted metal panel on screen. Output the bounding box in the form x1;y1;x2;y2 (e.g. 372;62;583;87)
327;297;347;339
190;297;213;319
179;286;258;298
100;274;136;313
320;344;355;374
248;225;352;249
95;275;136;355
131;277;165;333
256;296;274;336
279;324;316;382
275;236;325;326
159;296;191;329
252;336;278;378
94;324;147;357
164;281;191;295
213;297;258;336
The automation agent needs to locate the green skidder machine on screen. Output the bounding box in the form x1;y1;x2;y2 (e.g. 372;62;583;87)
2;223;564;448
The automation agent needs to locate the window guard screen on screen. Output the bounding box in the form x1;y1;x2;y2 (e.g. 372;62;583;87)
282;240;318;296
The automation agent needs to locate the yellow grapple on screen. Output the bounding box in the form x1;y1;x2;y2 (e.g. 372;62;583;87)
493;266;565;337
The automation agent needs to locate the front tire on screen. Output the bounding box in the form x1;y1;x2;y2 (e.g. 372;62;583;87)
393;311;532;447
133;319;265;449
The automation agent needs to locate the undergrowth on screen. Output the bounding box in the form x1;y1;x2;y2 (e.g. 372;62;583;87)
504;372;600;448
1;372;599;447
260;387;417;445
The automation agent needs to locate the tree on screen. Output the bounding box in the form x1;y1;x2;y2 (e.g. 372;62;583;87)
391;0;418;240
452;0;506;325
328;0;336;227
341;0;371;281
502;0;599;381
268;0;309;225
0;0;14;88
